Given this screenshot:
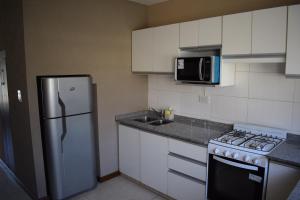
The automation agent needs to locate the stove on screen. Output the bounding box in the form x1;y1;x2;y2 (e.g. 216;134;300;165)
207;123;287;200
209;123;286;157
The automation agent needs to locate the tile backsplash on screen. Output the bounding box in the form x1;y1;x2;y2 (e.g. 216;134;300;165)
148;63;300;135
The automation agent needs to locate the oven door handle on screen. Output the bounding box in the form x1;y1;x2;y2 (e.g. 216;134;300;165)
213;155;258;171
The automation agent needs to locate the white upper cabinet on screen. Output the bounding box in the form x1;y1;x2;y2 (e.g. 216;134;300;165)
286;4;300;76
132;28;153;72
222;12;252;56
153;24;179;73
198;16;222;47
252;6;287;54
180;20;198;48
132;24;179;73
179;17;222;48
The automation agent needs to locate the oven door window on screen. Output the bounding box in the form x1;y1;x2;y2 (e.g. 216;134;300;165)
207;155;265;200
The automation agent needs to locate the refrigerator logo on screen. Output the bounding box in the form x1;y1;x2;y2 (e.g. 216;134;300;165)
69;87;76;91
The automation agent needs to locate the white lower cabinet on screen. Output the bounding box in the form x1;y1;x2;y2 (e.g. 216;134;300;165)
140;131;168;194
118;125;140;181
118;125;208;199
168;155;207;181
168;171;206;200
266;161;300;200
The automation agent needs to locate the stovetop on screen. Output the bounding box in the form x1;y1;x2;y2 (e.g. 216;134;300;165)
210;123;287;154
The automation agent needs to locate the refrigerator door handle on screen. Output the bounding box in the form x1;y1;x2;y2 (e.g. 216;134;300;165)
58;92;67;153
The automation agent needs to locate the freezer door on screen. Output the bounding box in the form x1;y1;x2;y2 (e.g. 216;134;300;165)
43;114;97;200
40;76;92;118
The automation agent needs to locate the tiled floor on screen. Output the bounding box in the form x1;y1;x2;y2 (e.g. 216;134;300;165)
0;162;166;200
71;176;167;200
0;161;32;200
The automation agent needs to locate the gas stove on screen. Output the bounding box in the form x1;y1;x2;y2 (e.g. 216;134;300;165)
207;123;287;200
208;123;287;168
210;123;286;155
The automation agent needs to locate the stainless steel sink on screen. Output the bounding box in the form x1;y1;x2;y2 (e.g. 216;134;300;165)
149;119;173;126
134;116;159;123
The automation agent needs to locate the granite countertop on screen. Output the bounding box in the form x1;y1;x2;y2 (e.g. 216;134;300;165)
288;179;300;200
267;134;300;168
115;111;233;146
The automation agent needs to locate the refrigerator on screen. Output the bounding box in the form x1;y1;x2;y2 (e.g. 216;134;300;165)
37;75;97;200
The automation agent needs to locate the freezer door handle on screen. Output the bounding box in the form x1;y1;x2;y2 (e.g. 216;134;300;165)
58;92;67;153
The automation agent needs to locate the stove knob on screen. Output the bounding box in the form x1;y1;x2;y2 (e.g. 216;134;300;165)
244;155;251;162
224;151;231;157
232;153;239;159
214;148;221;154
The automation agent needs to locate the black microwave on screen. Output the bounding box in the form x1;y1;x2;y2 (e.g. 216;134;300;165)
175;56;220;84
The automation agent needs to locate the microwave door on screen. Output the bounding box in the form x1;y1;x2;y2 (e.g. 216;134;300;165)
176;58;200;81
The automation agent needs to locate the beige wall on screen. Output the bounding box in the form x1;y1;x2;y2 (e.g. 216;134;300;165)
23;0;148;198
147;0;300;26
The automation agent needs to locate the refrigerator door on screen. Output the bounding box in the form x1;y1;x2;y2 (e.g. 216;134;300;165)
40;76;92;118
43;113;97;200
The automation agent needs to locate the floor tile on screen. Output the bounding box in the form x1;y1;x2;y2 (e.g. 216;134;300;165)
72;176;159;200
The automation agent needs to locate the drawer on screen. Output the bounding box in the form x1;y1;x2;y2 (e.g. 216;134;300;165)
168;170;206;200
168;154;207;181
168;138;207;163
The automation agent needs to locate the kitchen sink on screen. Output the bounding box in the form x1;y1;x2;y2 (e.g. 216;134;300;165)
134;116;159;123
149;119;173;126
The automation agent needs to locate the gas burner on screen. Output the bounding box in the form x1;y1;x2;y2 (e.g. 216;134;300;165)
214;129;255;146
241;135;283;152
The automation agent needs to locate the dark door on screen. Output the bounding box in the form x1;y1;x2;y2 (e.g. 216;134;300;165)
0;51;15;170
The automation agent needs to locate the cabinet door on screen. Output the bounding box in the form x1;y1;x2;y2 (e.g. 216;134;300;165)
153;24;179;73
118;125;140;181
140;131;168;194
222;12;252;55
132;28;153;72
286;4;300;76
198;16;222;47
180;20;199;48
252;6;287;54
266;161;300;200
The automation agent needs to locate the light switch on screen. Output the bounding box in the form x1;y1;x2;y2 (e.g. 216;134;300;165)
17;90;22;102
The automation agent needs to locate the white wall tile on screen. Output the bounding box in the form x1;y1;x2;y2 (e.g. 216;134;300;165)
294;80;300;102
206;72;249;98
248;99;293;129
291;103;300;134
148;75;157;90
236;63;250;72
249;73;295;101
156;90;181;114
180;93;211;118
211;96;248;122
249;63;285;73
148;90;158;108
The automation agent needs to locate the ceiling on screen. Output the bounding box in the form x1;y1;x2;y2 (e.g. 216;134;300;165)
128;0;169;6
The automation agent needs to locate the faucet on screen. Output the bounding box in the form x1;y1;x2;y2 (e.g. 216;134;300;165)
150;107;164;119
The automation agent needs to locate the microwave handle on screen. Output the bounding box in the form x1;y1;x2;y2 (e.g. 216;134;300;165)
199;58;204;80
213;155;258;171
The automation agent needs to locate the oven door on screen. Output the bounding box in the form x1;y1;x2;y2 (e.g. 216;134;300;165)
207;154;265;200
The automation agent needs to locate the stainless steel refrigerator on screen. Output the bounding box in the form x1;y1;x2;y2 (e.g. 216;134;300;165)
37;75;97;200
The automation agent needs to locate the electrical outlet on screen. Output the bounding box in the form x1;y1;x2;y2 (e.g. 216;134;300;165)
199;95;210;104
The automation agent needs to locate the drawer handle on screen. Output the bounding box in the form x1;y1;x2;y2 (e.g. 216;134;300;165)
168;169;206;185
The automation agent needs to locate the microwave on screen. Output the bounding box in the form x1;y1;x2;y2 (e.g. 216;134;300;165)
175;56;220;84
